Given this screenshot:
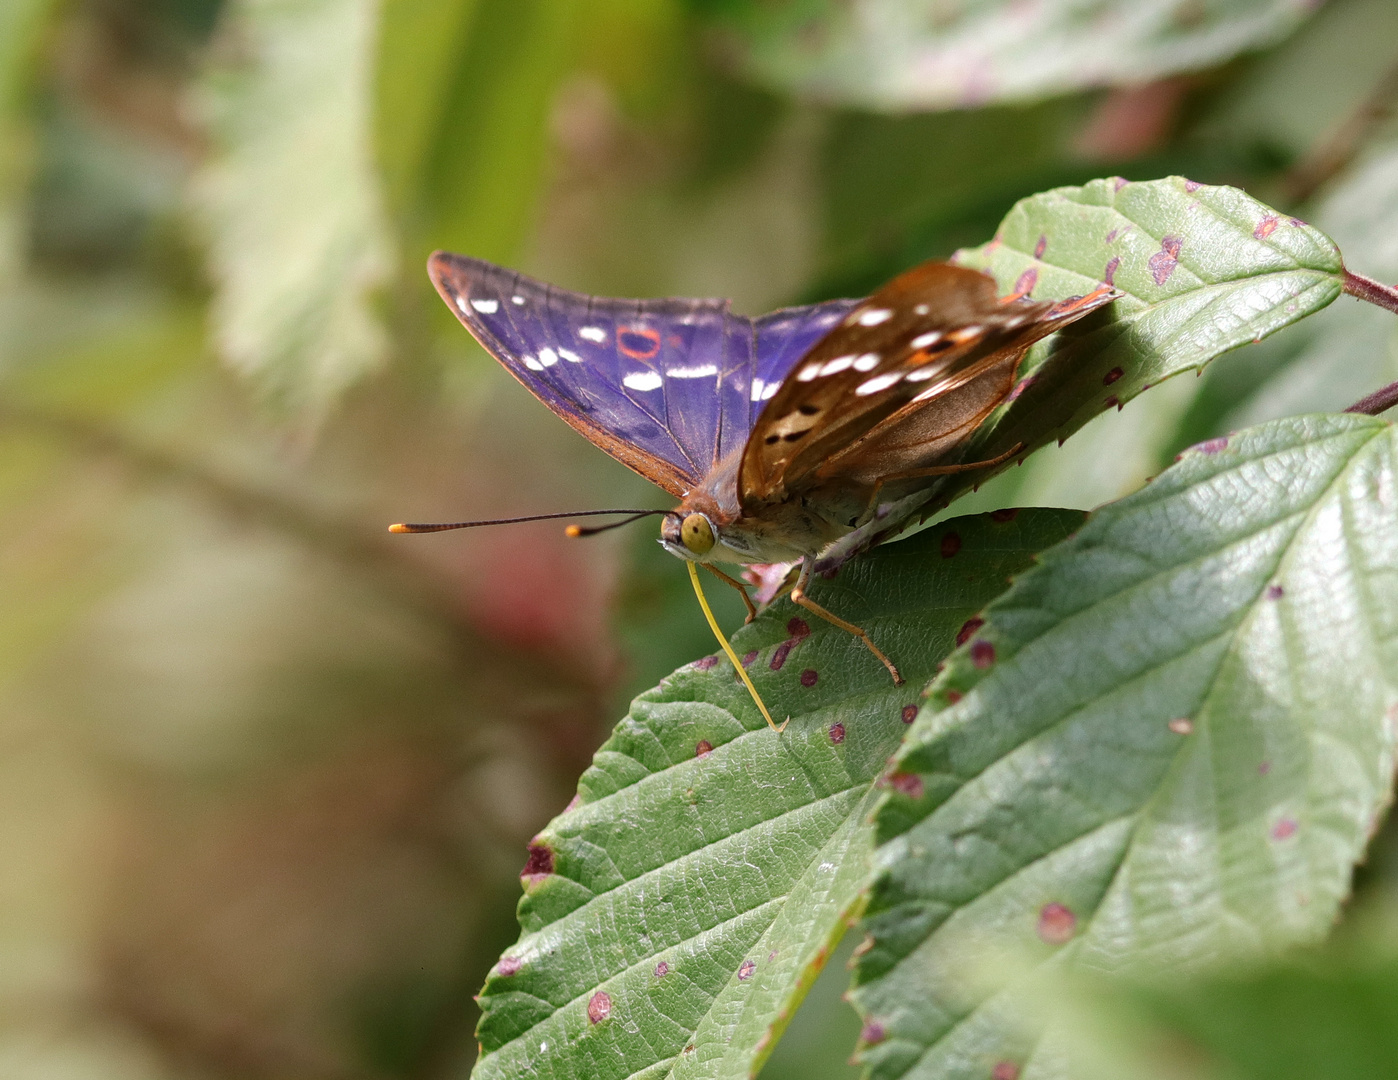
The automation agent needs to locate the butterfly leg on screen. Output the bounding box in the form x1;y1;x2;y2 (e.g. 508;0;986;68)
702;564;758;623
865;442;1024;510
789;561;904;686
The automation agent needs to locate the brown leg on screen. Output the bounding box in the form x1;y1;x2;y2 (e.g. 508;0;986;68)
790;561;903;685
702;564;758;623
867;442;1024;510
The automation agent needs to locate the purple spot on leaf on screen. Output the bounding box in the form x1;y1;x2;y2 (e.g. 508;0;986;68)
971;640;996;668
801;668;818;688
1272;818;1298;840
738;959;756;981
655;961;669;977
588;991;612;1024
787;617;810;640
861;1022;886;1045
770;641;793;671
1038;902;1076;944
990;507;1019;522
888;772;924;798
993;1063;1021;1080
498;956;522;976
941;532;962;558
693;655;718;671
1103;255;1120;286
1197;436;1229;454
1014;267;1038;297
1033;234;1048;259
828;720;845;744
1103;366;1123;385
1183;179;1201;192
1254;214;1279;240
742;650;758;667
1266;584;1284;600
902;704;919;724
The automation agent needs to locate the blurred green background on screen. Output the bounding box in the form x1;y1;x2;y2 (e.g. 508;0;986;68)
3;0;1398;1077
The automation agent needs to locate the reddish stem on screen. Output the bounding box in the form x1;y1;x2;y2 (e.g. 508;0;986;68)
1343;268;1398;317
1346;380;1398;417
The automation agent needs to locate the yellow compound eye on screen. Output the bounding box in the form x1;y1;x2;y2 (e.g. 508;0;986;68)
680;513;715;555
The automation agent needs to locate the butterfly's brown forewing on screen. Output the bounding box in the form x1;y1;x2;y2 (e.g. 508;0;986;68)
738;263;1114;510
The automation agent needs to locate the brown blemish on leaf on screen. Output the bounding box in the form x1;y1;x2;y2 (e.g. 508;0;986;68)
1033;234;1048;259
738;959;756;980
1254;214;1279;240
522;842;554;879
1013;267;1038;297
940;531;962;558
970;640;996;668
800;668;819;687
693;655;718;671
829;720;845;743
696;740;713;758
956;617;985;647
1148;236;1183;285
1103;255;1120;286
990;507;1019;522
587;991;612;1023
1103;366;1123;385
888;772;924;798
770;641;793;671
901;704;919;724
787;617;810;640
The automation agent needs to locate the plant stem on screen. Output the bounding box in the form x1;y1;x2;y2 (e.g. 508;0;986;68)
1346;380;1398;417
1342;269;1398;317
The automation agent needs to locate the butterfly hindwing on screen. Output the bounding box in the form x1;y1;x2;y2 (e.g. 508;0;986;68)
739;263;1116;504
429;252;858;496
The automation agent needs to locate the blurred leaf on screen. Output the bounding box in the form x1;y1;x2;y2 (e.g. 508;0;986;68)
470;511;1083;1080
418;0;584;265
373;0;482;227
699;0;1319;112
194;0;396;415
852;413;1398;1080
0;0;56;283
815;176;1343;573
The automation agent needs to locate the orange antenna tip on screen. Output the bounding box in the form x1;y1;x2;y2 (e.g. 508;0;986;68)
388;523;410;533
564;525;583;538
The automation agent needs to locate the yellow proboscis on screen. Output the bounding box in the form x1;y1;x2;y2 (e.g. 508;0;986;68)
687;561;787;733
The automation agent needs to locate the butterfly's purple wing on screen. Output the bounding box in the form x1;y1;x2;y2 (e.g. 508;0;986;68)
429;252;858;496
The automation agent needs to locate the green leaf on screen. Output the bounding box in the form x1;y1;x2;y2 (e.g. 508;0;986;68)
701;0;1318;112
417;0;585;266
470;510;1085;1080
815;176;1344;574
1187;141;1398;441
193;0;396;415
851;413;1398;1080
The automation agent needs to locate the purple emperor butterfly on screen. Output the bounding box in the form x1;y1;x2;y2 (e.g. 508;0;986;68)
395;253;1116;730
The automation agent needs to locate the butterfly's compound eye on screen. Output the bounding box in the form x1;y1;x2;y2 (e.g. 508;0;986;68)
680;513;715;555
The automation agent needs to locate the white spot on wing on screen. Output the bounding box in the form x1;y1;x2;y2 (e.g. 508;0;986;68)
857;308;893;326
911;331;942;349
537;347;559;367
905;366;940;382
852;353;880;371
751;378;766;401
796;362;821;382
580;326;606;343
819;355;854;376
667;363;717;379
855;372;901;396
511;295;526;306
470;298;499;314
762;380;779;400
558;347;583;363
522;355;544;371
623;371;663;392
914;304;929;315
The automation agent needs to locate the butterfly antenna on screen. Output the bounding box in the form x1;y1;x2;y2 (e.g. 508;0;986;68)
688;561;787;734
389;509;666;534
563;511;668;538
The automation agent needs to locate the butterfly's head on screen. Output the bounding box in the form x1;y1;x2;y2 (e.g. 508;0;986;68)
661;511;716;561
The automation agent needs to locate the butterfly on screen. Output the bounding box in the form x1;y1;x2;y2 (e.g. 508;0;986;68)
397;253;1116;729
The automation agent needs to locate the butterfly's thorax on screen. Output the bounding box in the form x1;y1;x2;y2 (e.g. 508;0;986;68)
670;448;855;564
